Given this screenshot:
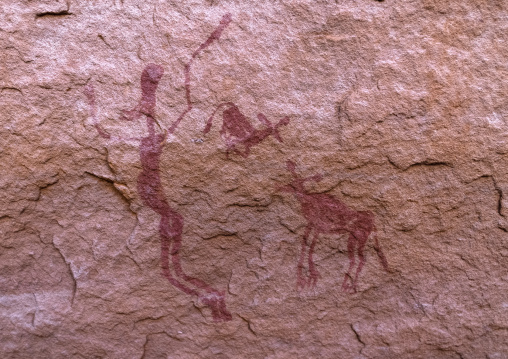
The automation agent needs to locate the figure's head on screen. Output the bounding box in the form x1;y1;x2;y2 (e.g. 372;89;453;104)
142;63;164;84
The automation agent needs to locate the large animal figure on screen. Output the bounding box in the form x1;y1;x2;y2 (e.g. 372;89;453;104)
279;160;389;292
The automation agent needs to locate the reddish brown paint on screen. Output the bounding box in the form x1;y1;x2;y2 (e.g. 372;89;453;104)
203;102;290;158
168;12;232;135
279;161;389;292
84;14;233;322
84;85;111;139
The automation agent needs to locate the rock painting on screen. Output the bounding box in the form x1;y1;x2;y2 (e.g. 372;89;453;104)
85;14;233;322
279;160;389;292
203;102;290;158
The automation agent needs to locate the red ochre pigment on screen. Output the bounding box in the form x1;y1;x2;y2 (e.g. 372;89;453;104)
280;160;389;292
203;103;290;158
85;14;233;322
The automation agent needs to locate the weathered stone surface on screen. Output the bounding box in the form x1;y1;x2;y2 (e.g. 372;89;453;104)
1;1;508;358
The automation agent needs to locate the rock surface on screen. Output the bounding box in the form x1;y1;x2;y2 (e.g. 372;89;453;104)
1;0;508;358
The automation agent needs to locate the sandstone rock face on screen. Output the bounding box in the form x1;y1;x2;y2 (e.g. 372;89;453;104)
1;1;508;358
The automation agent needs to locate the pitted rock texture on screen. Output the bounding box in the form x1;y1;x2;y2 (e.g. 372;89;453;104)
1;1;508;358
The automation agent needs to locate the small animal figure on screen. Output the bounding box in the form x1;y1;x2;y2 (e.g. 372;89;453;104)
203;102;290;158
279;160;389;292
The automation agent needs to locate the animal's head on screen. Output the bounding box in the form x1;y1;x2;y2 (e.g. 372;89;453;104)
278;160;323;195
277;160;303;194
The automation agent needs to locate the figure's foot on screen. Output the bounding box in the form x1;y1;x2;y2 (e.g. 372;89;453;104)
341;275;357;294
297;273;308;290
296;266;309;290
307;268;321;288
199;292;232;322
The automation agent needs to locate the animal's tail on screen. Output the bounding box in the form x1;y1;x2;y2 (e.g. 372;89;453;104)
272;116;290;142
372;228;389;272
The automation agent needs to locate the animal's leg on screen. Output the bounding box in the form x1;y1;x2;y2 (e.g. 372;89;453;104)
372;229;389;272
307;231;321;288
352;233;367;292
273;116;290;142
297;226;312;289
238;146;250;158
341;232;357;293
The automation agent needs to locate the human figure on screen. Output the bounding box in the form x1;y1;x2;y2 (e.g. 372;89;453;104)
84;14;233;322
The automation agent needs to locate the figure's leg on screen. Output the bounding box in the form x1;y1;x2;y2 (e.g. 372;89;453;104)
297;226;311;289
164;212;216;293
341;232;357;293
171;234;217;293
169;233;232;322
159;215;198;296
307;231;321;288
164;212;232;322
